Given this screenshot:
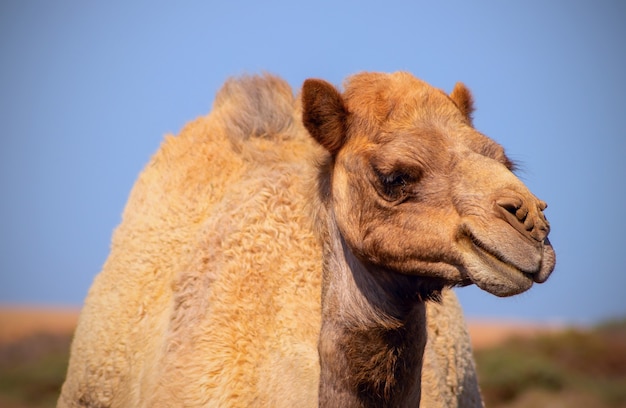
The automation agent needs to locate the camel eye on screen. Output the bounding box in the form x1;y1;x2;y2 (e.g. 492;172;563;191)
376;169;414;202
381;173;407;188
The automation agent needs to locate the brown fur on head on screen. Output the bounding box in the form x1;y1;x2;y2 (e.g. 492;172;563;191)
302;72;555;298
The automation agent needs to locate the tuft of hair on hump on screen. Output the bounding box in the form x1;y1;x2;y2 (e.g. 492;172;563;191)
449;82;475;124
213;73;296;141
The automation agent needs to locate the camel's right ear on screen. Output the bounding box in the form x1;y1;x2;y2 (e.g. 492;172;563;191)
302;79;347;155
450;82;475;125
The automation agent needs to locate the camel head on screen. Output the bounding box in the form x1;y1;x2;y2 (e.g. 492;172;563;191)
302;72;555;297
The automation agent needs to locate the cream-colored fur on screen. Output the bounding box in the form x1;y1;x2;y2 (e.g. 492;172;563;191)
59;74;482;407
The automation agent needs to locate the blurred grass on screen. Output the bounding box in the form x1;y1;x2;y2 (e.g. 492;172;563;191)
0;319;624;407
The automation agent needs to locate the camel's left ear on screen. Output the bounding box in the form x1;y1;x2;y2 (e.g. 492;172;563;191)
450;82;475;124
302;79;347;155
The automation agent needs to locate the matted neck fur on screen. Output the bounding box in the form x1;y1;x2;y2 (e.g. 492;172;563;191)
302;72;555;407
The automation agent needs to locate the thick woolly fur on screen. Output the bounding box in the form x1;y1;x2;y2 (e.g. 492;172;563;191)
59;74;487;407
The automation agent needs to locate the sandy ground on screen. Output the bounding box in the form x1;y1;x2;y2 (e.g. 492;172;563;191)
467;319;562;350
0;306;560;349
0;306;80;344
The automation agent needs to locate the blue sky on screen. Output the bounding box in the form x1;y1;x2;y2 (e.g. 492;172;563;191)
1;1;624;325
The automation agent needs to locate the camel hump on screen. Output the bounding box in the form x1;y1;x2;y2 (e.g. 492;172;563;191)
213;73;297;142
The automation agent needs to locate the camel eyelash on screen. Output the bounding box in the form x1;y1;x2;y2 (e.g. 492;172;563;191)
373;167;419;202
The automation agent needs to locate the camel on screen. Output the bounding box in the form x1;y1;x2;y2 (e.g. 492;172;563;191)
58;72;555;407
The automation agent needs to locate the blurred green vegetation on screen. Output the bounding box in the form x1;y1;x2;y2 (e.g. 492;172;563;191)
0;319;624;407
0;333;71;408
475;318;626;407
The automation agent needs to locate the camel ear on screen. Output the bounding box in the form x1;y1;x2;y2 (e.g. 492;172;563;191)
450;82;475;124
302;79;347;154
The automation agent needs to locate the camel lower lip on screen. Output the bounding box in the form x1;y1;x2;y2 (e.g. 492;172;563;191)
466;237;534;297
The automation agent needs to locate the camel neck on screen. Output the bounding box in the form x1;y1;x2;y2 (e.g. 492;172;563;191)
317;220;427;407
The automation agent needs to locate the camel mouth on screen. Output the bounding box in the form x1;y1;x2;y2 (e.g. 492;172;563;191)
468;233;537;276
462;231;538;297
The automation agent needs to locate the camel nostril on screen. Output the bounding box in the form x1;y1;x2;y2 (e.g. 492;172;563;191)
500;203;518;214
496;196;549;242
496;198;521;215
496;198;527;223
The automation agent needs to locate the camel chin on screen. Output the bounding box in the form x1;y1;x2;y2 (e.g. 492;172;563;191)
464;246;534;297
